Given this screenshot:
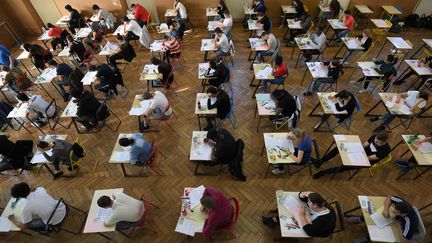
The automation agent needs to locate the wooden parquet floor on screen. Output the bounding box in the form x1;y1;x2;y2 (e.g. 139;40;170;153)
1;23;432;242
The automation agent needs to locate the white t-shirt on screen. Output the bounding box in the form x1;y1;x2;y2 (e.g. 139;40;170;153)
222;17;233;35
21;187;66;225
405;91;426;109
150;91;173;116
126;20;142;37
176;2;187;19
267;34;277;53
105;192;144;225
28;95;55;117
217;33;230;53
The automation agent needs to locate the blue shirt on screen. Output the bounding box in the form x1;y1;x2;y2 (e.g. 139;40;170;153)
298;135;312;163
0;45;18;67
130;134;152;164
56;63;73;79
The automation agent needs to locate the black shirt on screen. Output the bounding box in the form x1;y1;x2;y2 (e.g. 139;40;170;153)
0;135;14;156
299;193;336;237
217;5;228;18
205;62;227;87
277;91;297;117
364;135;391;164
158;61;174;84
120;42;137;62
262;15;271;32
213;128;236;163
77;90;100;118
56;63;73;78
69;9;81;27
374;60;397;80
69;40;86;61
390;195;419;240
208;89;230;119
334;92;356;122
96;64;114;85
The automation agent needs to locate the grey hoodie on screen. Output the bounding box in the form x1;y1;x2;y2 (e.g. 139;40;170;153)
43;139;73;164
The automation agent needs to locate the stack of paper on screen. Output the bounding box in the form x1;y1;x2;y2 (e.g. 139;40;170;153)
175;217;196;236
347;39;360;49
334;135;346;141
347;153;368;164
150;41;163;51
95;207;113;221
81;71;97;85
282;195;302;211
419;142;432;154
276;139;295;153
189;185;205;209
367;225;395;242
36;68;57;83
0;217;12;232
256;67;273;78
112;151;131;162
370;209;394;228
30;150;52;164
345;143;364;153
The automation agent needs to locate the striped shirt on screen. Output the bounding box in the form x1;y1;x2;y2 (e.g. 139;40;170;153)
163;38;181;54
390;195;419;240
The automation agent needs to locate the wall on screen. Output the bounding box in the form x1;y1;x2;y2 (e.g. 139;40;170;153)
347;0;419;18
53;0;126;19
30;0;61;25
413;0;432;16
126;0;160;23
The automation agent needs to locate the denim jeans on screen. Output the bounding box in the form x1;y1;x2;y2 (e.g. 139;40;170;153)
263;76;284;93
336;30;351;41
257;50;273;62
27;218;49;232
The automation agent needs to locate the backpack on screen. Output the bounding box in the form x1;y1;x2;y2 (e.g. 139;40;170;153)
71;143;85;158
389;24;401;33
426;15;432;29
228;139;246;181
418;14;428;28
404;14;419;27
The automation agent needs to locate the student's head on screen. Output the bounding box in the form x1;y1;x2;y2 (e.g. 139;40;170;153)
209;59;217;69
71;89;83;99
122;16;130;23
206;86;218;98
288;128;306;141
142;91;154;100
65;5;73;11
315;26;324;34
16;93;30;102
151;57;162;65
47;59;58;67
336;90;352;100
362;28;371;38
66;35;74;44
257;12;265;20
393;200;412;216
130;4;136;10
330;60;340;68
116;34;124;42
37;140;51;150
200;195;216;212
307;192;328;210
270;89;287;101
374;132;389;146
119;137;134;147
300;13;308;20
293;0;302;6
47;23;54;29
214;27;223;37
344;10;351;16
274;55;283;66
23;43;32;52
261;32;270;40
92;4;100;12
419;91;429;101
223;10;231;18
97;196;113;208
385;54;395;64
11;183;31;199
218;0;226;7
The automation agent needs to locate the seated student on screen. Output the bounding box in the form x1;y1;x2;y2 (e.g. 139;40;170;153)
215;10;233;39
23;43;53;70
285;13;313;44
334;10;354;43
204;128;236;164
16;93;56;127
90;4;117;30
370;91;428;131
65;5;82;34
37;139;77;178
269;89;297;122
122;16;142;41
272;128;312;175
251;0;266;13
304;60;342;95
97;192;144;230
66;35;86;63
47;59;72;101
93;64;118;96
200;187;234;238
130;3;151;27
213;27;230;58
89;22;104;48
0;65;19;93
313;132;391;177
257;32;277;62
262;55;288;93
262;191;336;237
302;26;326;62
140;91;173;130
0;134;34;172
395;136;431;175
341;28;373;64
352;54;397;93
8;183;66;232
46;23;67;51
164;19;179;38
0;44;18;69
216;0;229;21
293;0;305;18
150;57;174;87
109;35;137;68
319;90;356;125
162;34;181;64
205;58;228;88
257;11;271;33
71;89;109;130
174;0;188;24
205;87;230;130
329;0;341;19
118;134;153;166
394;55;432;87
0;101;13;129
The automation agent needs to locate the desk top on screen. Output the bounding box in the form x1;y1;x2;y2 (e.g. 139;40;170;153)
35;67;57;84
113;25;125;36
157;23;170;34
328;19;347;30
206;7;219;17
61;98;78;118
207;21;218;31
38;32;51;41
287;19;303;30
357;195;401;242
334;135;370;167
264;133;295;164
75;28;92;39
175;187;207;236
370;19;391;29
381;6;402;15
30;134;68;165
355;5;374;14
129;94;152;116
140;64;159;81
99;41;119;56
256;93;276;116
150;40;165;53
57;47;70;57
83;188;124;233
281;5;297;14
201;39;217;52
249;38;268;51
295;37;318;50
81;71;97;86
198;63;214;79
317;92;348;115
17;50;30;60
195;93;217;115
423;39;432;49
276;191;310;238
55;16;70;26
190;131;212;161
357;62;384;77
387;37;412;50
379;93;413;116
306;62;329;79
165;9;177;17
7;103;28;118
244;6;257;15
1;197;22;231
402;135;432;166
247;20;259;30
253;63;274;80
404;60;432;76
109;133;142;163
342;37;365;50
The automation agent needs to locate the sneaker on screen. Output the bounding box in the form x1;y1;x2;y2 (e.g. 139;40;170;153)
369;117;379;122
346;216;365;224
312;171;324;179
272;169;284;175
80;125;89;130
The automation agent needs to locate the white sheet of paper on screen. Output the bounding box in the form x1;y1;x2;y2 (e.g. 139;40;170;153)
398;105;412;115
199;97;217;107
189;185;205;209
129;100;152;116
345;143;364;153
0;217;12;232
276;139;295;153
367;225;396;242
175;217;196;236
95;207;113;221
282;195;302;211
370;211;394;228
385;101;395;108
334;135;346;141
358;196;369;209
419;142;432;154
347;153;368;164
256;67;273;78
113;151;131;162
31;150;52;164
81;71;97;85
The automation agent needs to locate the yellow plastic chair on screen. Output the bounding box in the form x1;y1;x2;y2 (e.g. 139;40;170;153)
368;154;392;176
302;21;315;37
69;137;100;176
304;5;309;13
357;42;375;62
372;20;392;44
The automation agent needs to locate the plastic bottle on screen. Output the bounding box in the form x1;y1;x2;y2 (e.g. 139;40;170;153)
407;134;419;144
197;101;201;109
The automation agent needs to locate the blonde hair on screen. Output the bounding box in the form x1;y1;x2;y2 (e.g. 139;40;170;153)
291;128;306;141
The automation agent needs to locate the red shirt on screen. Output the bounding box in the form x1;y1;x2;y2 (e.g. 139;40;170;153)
163;38;181;54
202;188;233;237
274;63;288;77
345;15;354;30
48;26;62;38
134;4;150;23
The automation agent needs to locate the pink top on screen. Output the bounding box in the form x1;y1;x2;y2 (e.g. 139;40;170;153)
345;15;355;30
202;188;233;237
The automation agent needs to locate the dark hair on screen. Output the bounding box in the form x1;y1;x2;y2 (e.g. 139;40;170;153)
116;34;124;41
209;59;217;69
11;183;31;199
97;196;112;207
261;31;270;36
386;54;395;63
122;16;130;22
271;89;288;101
23;43;32;52
119;137;133;147
214;27;223;34
47;59;58;66
308;192;328;208
206;127;218;140
275;55;283;66
206;86;218;94
331;59;340;67
130;4;136;8
66;35;74;42
92;4;100;11
47;23;54;29
419;91;429;101
394;201;412;214
16;93;30;102
317;26;324;32
91;22;101;32
37;141;49;149
223;9;230;15
344;10;351;15
336;90;352;100
257;12;265;17
151;57;162;65
143;92;153;100
376;132;389;142
65;5;72;11
200;196;216;209
71;89;83;99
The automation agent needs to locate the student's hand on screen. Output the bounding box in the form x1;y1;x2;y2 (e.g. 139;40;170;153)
203;138;209;143
291;205;305;216
383;209;390;218
8;214;15;221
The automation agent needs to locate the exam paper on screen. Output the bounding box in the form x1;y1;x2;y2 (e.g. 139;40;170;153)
189;185;205;209
95;207;112;221
0;217;12;232
113;151;131;162
370;209;394;228
256;67;273;78
347;153;368;164
282;195;302;211
334;135;346;141
31;150;52;164
367;225;395;242
175;217;196;236
419;142;432;154
358;196;369;209
276;139;295;153
81;71;97;85
345;143;364;153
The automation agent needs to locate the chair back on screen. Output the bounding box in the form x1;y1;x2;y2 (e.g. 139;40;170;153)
44;99;57;119
411;207;426;243
46;198;67;227
225;63;232;83
225;197;240;231
271;39;281;61
96;99;111;122
328;200;345;236
384;19;393;28
354;96;361;113
305;21;314;36
312;139;321;161
136;194;152;228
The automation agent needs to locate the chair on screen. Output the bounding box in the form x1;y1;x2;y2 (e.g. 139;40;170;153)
81;49;99;67
332;96;361;131
273;95;301;131
138;140;167;176
154;102;177;133
327;200;345;239
211;197;240;240
368;154;392;176
287;138;319;176
45;99;67;131
93;99;121;133
46;198;87;235
357;42;375;62
170;47;186;70
268;64;288;92
160;65;178;96
221;63;232;92
410;207;426;243
145;12;157;35
117;59;139;72
68;137;99;176
218;93;236;129
221;40;235;66
372;20;392;45
301;21;315;37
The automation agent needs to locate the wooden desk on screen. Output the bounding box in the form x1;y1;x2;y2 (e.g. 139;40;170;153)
326;19;347;43
113;25;125;36
156;23;170;35
207;21;218;32
200;39;216;61
80;71;97;94
255;93;276;132
376;37;412;67
206;7;219;20
309;92;348;132
129;95;153;131
242;6;257;29
198;63;217;92
16;50;34;77
263;134;295;177
175;187;206;236
31;134;68;178
74;28;92;39
247;19;260;38
57;47;70;62
333;37;365;65
248;38;267;63
189;132;213;175
7;102;46;135
61;97;80;133
1;197;23;232
83;188;124;240
411;39;432;59
355;5;373;14
250;63;274;98
195;93;217;131
55;16;70;27
164;9;177;20
301;62;329;89
276;191;310;239
34;67;58;98
400;60;432;90
140;64;159;91
149;40;165;59
380;6;402;22
37;32;52;48
348;61;384;93
354;5;373;28
281;5;297;14
98;42;119;62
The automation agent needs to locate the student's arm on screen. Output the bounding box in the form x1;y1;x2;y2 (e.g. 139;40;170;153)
7;215;26;229
8;56;14;69
362;141;370;148
144;106;154;117
383;195;392;218
207;97;219;110
289;150;304;163
410;99;424;114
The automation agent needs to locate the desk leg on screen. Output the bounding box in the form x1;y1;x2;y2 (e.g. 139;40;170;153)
249;76;256;86
197;115;202;130
322;141;336;160
308;103;322;117
72;117;80;134
391;139;404;152
26;116;45;135
121;164;128;177
97;232;112;240
333;45;344;60
348;168;361;180
300;68;308;85
264;164;271;178
43;164;56;177
38;84;53;99
414;167;432;180
313;114;331;132
330;166;343;180
290;45;296;60
194;161;201;175
364;100;382;117
419;202;432;212
418;104;432;118
204;51;208;62
0;90;12;104
410;43;425;59
252;80;262;98
14;118;32;135
248;50;254;61
20;60;34;78
256;116;261;132
343;205;361;217
294;50;302;68
376;39;388;58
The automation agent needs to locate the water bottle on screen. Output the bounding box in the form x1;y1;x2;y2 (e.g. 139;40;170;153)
407;134;419;145
197;101;201;109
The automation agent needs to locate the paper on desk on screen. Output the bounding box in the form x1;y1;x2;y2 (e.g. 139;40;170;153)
370;207;394;228
347;153;368;164
398;105;412;115
419;142;432;154
81;71;97;85
199;97;217;107
95;207;112;221
189;185;205;209
334;135;346;141
36;68;57;83
113;151;131;162
256;67;273;78
345;143;364;153
175;217;196;236
367;225;395;242
129;100;152;116
276;139;295;153
346;39;360;49
282;195;302;211
0;217;12;232
104;41;119;51
31;150;52;164
358;196;369;209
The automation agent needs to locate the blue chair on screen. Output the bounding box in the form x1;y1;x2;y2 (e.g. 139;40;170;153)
332;96;361;130
218;94;236;129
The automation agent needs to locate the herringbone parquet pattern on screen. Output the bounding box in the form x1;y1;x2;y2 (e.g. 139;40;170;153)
1;22;432;242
